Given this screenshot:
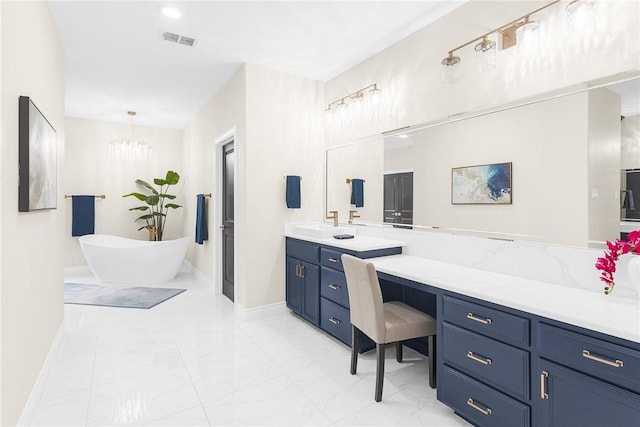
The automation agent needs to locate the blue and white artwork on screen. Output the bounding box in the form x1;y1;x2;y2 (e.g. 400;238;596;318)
451;162;512;204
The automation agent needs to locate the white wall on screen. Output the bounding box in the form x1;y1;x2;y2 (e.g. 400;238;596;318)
242;65;325;308
181;65;246;291
324;0;640;146
182;64;324;310
621;115;640;170
588;88;621;243
0;2;65;425
64;117;184;266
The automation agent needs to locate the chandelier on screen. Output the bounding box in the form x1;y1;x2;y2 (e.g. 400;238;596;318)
109;111;152;162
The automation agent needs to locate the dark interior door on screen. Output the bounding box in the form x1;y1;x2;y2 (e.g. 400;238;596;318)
383;172;413;225
222;141;235;301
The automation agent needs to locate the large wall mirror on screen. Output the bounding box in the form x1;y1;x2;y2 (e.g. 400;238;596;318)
326;70;640;248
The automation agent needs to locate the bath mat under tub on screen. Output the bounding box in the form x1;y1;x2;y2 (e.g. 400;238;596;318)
64;283;186;309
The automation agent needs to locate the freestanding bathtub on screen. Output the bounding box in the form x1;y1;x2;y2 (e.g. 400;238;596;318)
79;234;190;284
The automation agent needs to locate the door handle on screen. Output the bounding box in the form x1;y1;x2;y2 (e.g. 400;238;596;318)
467;351;492;365
219;225;226;230
540;371;549;399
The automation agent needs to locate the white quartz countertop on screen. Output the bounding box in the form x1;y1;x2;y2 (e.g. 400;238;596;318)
285;232;405;252
371;255;640;344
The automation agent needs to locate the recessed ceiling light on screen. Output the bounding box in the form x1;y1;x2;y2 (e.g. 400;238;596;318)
162;7;181;19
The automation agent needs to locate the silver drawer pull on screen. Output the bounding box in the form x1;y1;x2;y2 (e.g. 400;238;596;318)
466;312;492;325
328;284;341;290
328;317;341;325
582;350;624;368
540;371;549;399
328;257;340;263
467;398;492;415
467;351;492;365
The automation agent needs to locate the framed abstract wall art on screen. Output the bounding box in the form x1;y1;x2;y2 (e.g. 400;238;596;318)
19;96;57;212
451;162;512;205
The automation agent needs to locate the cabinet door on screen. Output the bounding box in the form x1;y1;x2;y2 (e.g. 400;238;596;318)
286;257;303;314
300;261;320;325
538;359;640;427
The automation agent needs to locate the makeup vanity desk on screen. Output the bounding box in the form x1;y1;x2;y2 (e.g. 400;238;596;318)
284;232;640;427
371;254;640;427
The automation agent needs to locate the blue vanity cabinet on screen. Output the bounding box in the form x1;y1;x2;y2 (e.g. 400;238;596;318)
537;323;640;427
286;238;320;325
538;359;640;427
439;294;532;427
318;245;401;347
437;292;640;427
285;236;401;347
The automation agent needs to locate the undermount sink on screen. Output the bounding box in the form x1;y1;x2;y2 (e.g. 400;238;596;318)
292;223;357;238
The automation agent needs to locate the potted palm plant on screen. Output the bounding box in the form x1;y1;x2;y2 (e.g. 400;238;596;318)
123;170;182;241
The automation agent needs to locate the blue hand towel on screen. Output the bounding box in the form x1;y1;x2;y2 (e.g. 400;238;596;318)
195;194;208;244
623;190;635;210
350;179;364;208
286;175;301;209
72;195;95;237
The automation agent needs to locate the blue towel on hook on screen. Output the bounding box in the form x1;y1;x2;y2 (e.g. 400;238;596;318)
195;194;208;244
286;175;301;209
350;179;364;208
71;195;95;237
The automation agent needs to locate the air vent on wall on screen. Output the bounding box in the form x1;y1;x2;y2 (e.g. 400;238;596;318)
162;32;196;47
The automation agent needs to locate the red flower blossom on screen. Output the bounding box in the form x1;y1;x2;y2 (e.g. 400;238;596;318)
595;230;640;294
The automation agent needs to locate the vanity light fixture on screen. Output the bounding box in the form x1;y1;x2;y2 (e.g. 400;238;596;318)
515;16;541;54
474;36;497;72
440;0;566;80
325;83;381;114
566;0;596;37
162;7;181;19
109;111;152;163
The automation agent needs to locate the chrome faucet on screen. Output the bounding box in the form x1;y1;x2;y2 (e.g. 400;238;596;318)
348;210;360;224
327;210;339;227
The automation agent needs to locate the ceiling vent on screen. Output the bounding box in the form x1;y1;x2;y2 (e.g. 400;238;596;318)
162;32;196;47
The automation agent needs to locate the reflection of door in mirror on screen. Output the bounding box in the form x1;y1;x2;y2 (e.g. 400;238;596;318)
623;170;640;221
383;172;413;226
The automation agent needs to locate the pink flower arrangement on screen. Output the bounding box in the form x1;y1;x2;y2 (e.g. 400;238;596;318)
595;230;640;295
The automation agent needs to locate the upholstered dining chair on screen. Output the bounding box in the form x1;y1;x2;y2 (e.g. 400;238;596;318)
341;254;437;402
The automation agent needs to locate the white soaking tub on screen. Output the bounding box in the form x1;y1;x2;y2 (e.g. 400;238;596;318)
79;234;190;284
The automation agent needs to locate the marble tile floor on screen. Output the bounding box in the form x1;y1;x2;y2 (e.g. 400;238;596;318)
20;266;471;427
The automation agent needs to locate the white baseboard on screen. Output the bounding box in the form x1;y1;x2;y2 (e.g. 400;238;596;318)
17;322;65;427
181;260;217;292
234;300;287;320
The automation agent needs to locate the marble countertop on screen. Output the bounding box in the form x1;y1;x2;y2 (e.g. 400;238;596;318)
371;255;640;344
285;232;405;252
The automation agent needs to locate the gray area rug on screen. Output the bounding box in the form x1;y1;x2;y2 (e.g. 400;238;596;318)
64;283;186;309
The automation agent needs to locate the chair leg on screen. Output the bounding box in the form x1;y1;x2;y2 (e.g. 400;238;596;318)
375;343;385;402
350;325;359;375
396;341;403;363
428;335;436;389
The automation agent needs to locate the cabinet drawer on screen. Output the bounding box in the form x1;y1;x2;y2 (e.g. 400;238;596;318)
320;267;349;308
286;238;319;264
442;322;530;400
443;295;529;346
320;297;351;345
439;365;530;427
538;323;640;393
320;247;345;272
